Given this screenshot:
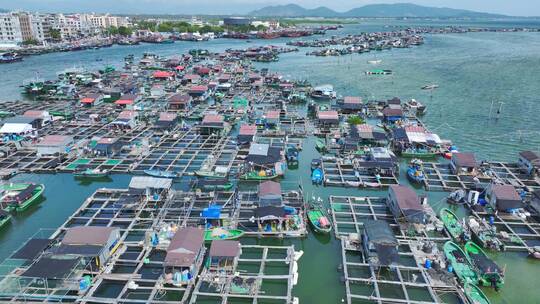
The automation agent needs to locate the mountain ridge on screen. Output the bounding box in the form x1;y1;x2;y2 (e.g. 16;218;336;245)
249;3;508;18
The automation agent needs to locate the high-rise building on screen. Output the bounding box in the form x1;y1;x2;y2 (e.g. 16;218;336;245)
0;13;23;45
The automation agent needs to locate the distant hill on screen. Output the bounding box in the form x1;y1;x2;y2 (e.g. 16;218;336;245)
250;4;339;17
249;3;507;18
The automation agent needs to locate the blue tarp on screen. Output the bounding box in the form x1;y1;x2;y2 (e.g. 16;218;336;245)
202;205;222;219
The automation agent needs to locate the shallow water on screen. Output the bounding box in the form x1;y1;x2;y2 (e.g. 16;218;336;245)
1;20;540;303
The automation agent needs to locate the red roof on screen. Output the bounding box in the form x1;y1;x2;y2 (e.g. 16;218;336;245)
404;125;426;133
159;112;177;121
266;110;280;119
202;114;223;124
153;71;174;79
344;96;362;104
317;110;339;120
190;85;208;93
175;65;185;71
239;124;257;136
115;94;138;105
184;74;200;81
196;67;211;75
81;97;96;104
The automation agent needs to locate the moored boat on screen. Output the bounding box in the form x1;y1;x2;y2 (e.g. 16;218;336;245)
315;138;326;153
443;241;479;284
440;208;469;242
421;84;439;90
310;85;336;100
365;69;392;75
204;228;244;241
196;178;234;191
466;216;504;251
464;282;491;304
0;210;12;230
1;183;45;212
464;241;504;289
307;198;331;234
404;99;427;115
406;159;425;184
144;169;179;178
311;168;324;185
240;170;278;181
74;168;110;178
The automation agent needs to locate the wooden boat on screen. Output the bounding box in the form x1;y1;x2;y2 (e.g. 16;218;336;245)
464;241;504;289
315;138;326;153
74;168;109;178
240;170;278;181
0;210;11;230
365;69;392;75
406;159;425;184
311;168;324;185
307;206;331;234
464;282;490;304
204;228;244;241
440;208;469;242
197;178;234;191
443;241;479;284
1;183;45;212
401;149;438;159
144;169;179;178
466;216;504;251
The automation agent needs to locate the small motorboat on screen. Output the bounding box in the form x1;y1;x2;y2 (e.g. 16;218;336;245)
204;227;244;241
307;198;332;234
447;189;467;205
443;241;479;284
464;241;504;290
311;168;324;185
464;282;491;304
404;99;427;115
144;169;179;178
310;85;336;100
440;208;469;242
367;59;382;65
421;84;439;90
365;69;392;75
74;168;109;179
406;159;425;184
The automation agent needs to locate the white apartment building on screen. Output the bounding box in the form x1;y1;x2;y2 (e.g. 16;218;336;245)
0;13;23;45
84;14;129;29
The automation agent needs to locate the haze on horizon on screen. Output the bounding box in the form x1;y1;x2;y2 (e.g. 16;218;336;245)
0;0;538;17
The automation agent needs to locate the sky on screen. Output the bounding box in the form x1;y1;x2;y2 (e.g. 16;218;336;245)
0;0;538;17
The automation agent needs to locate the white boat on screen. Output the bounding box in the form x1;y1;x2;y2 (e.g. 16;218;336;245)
367;59;382;64
421;84;439;90
310;84;336;100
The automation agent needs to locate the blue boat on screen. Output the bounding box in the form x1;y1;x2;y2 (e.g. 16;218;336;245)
312;168;324;185
144;169;179;178
406;159;425;184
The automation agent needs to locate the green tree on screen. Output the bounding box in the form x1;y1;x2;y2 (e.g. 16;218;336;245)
347;115;364;125
118;26;133;36
22;38;40;46
105;26;119;36
50;28;61;40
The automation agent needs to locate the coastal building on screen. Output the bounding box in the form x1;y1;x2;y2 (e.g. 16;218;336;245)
387;185;425;224
155;112;178;131
450;152;478;175
223;17;251;26
36;135;74;156
208;240;241;273
485;184;524;211
518;151;540;176
168;93;192;111
163;227;205;286
258;181;282;206
92;137;123;157
362;220;399;267
0;13;23;46
238;124;257;144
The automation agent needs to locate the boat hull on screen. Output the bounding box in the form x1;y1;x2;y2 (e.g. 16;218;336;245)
204;229;244;241
2;183;45;212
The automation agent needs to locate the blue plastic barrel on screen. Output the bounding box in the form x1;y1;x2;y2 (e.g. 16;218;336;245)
425;259;432;269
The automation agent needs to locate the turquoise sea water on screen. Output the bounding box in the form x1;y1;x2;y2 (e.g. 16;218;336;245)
1;20;540;303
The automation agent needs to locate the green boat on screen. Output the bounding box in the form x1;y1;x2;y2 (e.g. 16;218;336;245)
315;138;326;153
464;282;490;304
197;178;234;191
464;241;504;289
1;183;45;212
401;150;438;159
240;171;278;181
74;168;110;179
0;210;12;230
307;208;331;234
440;208;468;242
443;241;479;284
204;228;244;241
